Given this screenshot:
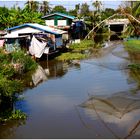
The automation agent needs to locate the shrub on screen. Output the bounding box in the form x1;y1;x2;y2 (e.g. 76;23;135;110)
0;74;23;98
11;50;37;72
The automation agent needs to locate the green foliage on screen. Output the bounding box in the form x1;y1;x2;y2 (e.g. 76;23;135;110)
132;2;140;17
0;4;45;30
128;65;140;88
128;63;140;69
80;3;90;17
0;49;37;122
0;74;23;97
52;5;67;13
56;52;87;61
124;39;140;52
40;1;51;15
0;64;15;78
0;109;26;123
10;110;27;120
101;8;115;20
69;40;94;51
11;50;38;72
0;49;11;64
68;9;77;17
69;4;80;17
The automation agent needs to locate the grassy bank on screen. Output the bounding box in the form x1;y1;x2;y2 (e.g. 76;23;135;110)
0;49;37;123
56;40;94;61
124;39;140;53
69;39;94;51
124;39;140;70
56;52;87;61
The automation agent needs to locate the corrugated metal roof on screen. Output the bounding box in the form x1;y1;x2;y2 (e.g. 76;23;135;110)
7;23;67;35
42;12;75;20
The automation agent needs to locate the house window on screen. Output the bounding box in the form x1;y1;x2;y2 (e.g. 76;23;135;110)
58;20;67;26
45;20;55;26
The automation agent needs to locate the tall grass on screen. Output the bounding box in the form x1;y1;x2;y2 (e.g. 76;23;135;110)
124;40;140;52
56;52;87;61
69;39;94;51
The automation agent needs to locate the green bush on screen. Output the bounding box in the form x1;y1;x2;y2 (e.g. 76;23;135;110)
11;50;37;72
0;64;16;78
0;49;11;64
128;63;140;69
0;109;26;123
0;74;23;97
0;49;38;123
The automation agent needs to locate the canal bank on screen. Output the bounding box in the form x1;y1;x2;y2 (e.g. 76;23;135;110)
0;39;140;138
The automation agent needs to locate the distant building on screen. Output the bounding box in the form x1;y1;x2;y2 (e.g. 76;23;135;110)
42;12;76;30
42;12;87;42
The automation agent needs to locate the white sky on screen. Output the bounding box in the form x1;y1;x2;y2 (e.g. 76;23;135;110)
0;0;122;10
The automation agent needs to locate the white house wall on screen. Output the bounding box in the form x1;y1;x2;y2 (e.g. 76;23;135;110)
58;20;67;26
45;20;54;26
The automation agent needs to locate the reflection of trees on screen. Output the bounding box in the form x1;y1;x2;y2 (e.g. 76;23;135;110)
128;52;140;63
127;51;140;90
0;119;26;138
0;97;26;138
129;68;140;89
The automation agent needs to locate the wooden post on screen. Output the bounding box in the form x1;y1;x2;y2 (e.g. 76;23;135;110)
47;54;48;62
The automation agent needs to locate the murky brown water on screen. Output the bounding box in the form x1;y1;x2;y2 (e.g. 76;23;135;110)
0;40;140;138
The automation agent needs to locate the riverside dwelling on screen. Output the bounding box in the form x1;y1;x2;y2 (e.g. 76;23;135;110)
2;23;67;58
42;12;75;30
42;12;87;43
42;12;76;42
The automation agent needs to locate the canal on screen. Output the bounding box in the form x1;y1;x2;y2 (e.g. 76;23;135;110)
0;39;140;138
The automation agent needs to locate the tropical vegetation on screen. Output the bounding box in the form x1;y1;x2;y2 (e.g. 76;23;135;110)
124;39;140;53
1;0;140;123
124;39;140;72
69;40;94;51
0;49;37;123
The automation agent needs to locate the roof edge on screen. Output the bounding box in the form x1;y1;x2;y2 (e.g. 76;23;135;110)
42;12;75;20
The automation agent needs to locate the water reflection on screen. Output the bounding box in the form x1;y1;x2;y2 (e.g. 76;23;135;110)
129;67;140;90
0;119;26;138
2;36;140;138
22;60;81;88
39;60;68;79
32;65;48;86
79;91;140;138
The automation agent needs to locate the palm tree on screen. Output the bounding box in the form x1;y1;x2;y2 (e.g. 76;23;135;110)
120;1;140;36
92;0;102;12
25;0;39;12
92;0;102;25
40;1;51;15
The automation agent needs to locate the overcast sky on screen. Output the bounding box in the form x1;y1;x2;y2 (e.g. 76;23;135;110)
0;0;122;10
